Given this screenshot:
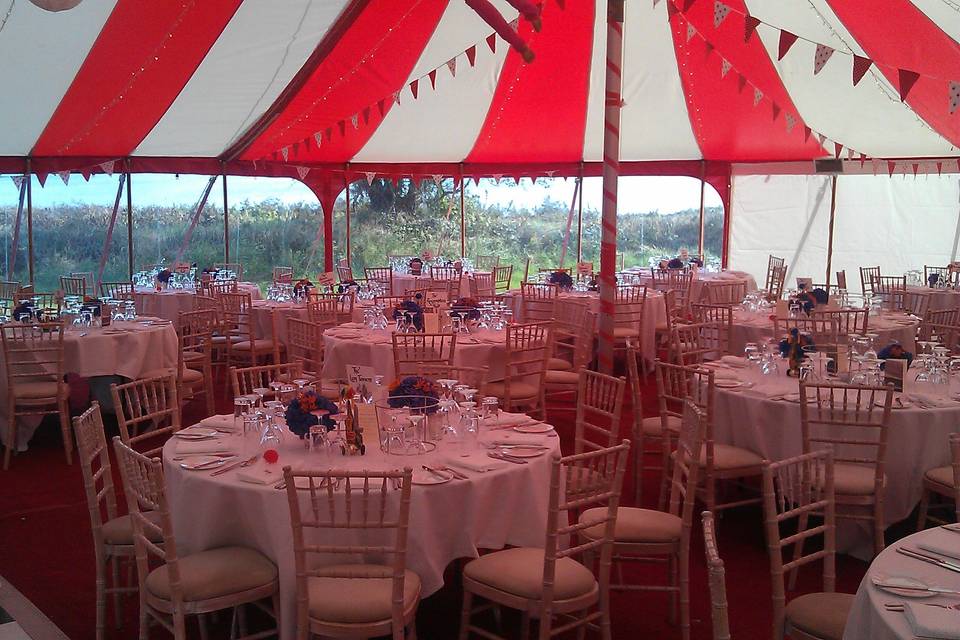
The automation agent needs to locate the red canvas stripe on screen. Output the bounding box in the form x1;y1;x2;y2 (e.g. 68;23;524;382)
241;0;449;162
668;0;823;161
32;0;242;157
827;0;960;147
466;0;594;163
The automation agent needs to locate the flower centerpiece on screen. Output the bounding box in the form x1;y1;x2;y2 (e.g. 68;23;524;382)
337;280;358;294
393;299;424;331
388;376;440;413
284;389;339;438
547;270;574;290
408;257;424;275
293;278;314;297
156;269;172;284
779;328;815;376
666;258;685;269
451;296;481;321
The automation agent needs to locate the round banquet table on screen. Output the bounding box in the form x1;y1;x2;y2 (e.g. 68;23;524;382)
250;300;308;345
391;272;485;298
321;325;507;382
709;359;960;557
0;317;178;451
135;282;262;322
907;285;960;313
729;309;921;357
162;413;558;640
843;528;960;640
623;268;759;303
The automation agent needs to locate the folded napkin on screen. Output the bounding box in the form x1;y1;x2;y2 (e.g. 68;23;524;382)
720;355;748;368
236;465;284;485
711;369;740;381
340;322;365;329
918;529;960;562
174;439;234;455
441;455;506;473
482;413;536;428
905;602;960;639
199;414;237;430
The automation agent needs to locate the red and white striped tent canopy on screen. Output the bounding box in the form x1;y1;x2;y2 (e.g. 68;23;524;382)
2;0;959;208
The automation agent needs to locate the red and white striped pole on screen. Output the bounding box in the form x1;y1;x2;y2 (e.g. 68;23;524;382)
598;0;625;374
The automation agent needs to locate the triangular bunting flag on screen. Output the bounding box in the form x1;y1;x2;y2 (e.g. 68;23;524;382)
99;160;115;176
743;14;760;42
296;166;309;180
704;40;714;59
887;161;896;177
546;170;556;177
852;55;872;86
950;81;960;114
302;136;311;151
509;17;518;30
492;174;503;184
753;87;763;106
365;172;376;184
428;69;437;90
466;45;477;67
683;0;697;10
720;59;732;78
817;133;827;147
392;90;401;105
937;161;943;175
292;141;300;157
377;99;386;116
737;73;747;93
350;113;359;129
362;106;371;125
859;153;867;168
281;147;289;162
81;169;91;182
771;102;781;121
11;175;24;190
486;33;497;53
446;58;457;77
912;162;919;176
338;120;346;137
432;174;443;186
785;112;796;132
409;79;419;99
778;31;798;60
803;125;812;142
686;23;696;43
898;69;920;101
713;1;731;28
846;148;855;160
814;44;834;75
473;176;482;187
314;132;323;147
325;127;333;142
36;173;47;187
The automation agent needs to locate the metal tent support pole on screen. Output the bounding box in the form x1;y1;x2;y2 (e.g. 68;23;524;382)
559;177;581;269
598;0;625;374
95;174;127;290
345;173;352;268
26;159;33;286
8;177;25;280
175;176;217;264
698;160;706;258
460;164;466;259
126;164;134;279
222;169;230;263
824;175;838;290
577;165;584;263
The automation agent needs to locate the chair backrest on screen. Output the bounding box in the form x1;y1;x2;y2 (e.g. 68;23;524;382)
72;402;118;546
231;362;305;398
520;282;558;322
835;270;847;290
310;291;355;324
551;302;592;368
543;442;630;625
493;264;513;292
100;281;135;300
799;382;892;492
668;271;694;310
654;360;712;436
272;266;294;284
667;401;706;529
811;309;868;336
306;297;341;328
903;290;930;319
207;279;238;296
669;322;717;365
469;272;495;298
217;291;255;340
773;316;839;347
762;450;836;640
60;275;87;296
177;308;215;368
766;265;787;302
213;262;244;280
766;255;785;286
14;291;61;316
860;266;880;296
613;285;647;334
691;303;732;356
522;257;531;283
283;466;414;636
286;318;324;376
364;267;394;291
706;282;746;305
625;339;645;439
920;308;960;342
502;322;550;402
336;263;354;282
0;281;20;301
701;511;731;640
1;322;66;391
392;332;457;377
924;265;952;285
872;275;906;310
110;374;181;458
429;265;461;281
573;369;626;455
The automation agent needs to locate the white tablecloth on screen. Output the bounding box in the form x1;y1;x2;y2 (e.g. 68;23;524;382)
321;327;507;382
625;269;758;303
907;285;960;313
135;282;262;323
162;414;558;640
711;363;960;555
391;273;482;298
729;309;920;356
844;528;960;640
250;301;308;345
1;318;178;450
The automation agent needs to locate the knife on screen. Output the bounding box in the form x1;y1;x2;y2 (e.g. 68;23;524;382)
897;547;960;573
211;454;258;476
488;451;527;465
873;580;960;595
421;465;451;481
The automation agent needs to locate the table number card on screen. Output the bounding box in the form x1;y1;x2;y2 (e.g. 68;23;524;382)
796;277;813;290
425;291;447;307
577;261;594;275
316;271;336;287
346;365;376;399
883;359;905;392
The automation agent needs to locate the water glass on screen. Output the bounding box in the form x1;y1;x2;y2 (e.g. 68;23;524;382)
458;402;480;456
481;396;499;421
744;342;760;366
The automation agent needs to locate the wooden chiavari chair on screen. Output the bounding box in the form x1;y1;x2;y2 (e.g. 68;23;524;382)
924;265;952;286
60;274;87;296
0;280;20;302
765;264;787;302
230;362;305;398
391;333;457;378
773;316;839;348
701;511;731;640
669;322;715;366
691;303;732;356
649;268;672;291
14;291;61;317
917;432;960;529
1;322;70;469
544;313;598;419
213;262;244;280
835;270;847;290
859;266;880;297
468;271;495;298
761;450;852;640
613;284;647;354
705;281;746;305
800;381;892;556
311;291;355;324
871;275;907;310
520;282;557;322
110;374;180;458
156;309;216;416
112;438;279;640
493;264;513;293
579;402;704;640
903;289;930;318
572;369;625;455
336;263;354;282
220;291;280;367
100;281;134;301
306;297;341;329
364;267;394;294
272;266;294;284
207;279;238;296
461;442;630;640
285;317;324;378
283;466;419;639
483;321;550;417
669;270;694;312
919;307;959;342
812;309;868;336
547;300;590;371
765;255;785;289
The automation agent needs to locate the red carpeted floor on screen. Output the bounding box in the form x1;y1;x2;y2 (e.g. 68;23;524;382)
0;376;878;639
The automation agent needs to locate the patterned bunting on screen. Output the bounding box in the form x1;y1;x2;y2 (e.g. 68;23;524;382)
686;23;696;42
752;87;763;106
778;31;798;60
813;44;834;75
365;172;376;184
887;161;896;177
950;81;960;114
743;14;760;42
785;112;796;132
446;58;457;77
296;166;309;180
428;69;437;90
720;59;732;78
280;147;289;162
466;45;477;67
833;142;842;158
338;120;346;137
771;102;780;121
803;125;812;142
898;69;920;101
98;160;116;176
313;132;323;147
11;175;25;190
852;55;872;86
486;33;496;53
362;106;371;125
409;79;419;99
713;1;731;28
350;113;359;129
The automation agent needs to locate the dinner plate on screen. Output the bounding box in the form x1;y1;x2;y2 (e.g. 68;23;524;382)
514;423;554;434
494;446;546;458
412;470;452;485
870;574;935;598
175;428;218;440
179;456;229;471
715;380;744;389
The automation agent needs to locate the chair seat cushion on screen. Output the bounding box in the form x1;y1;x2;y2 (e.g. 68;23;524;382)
182;351;205;363
232;339;275;352
613;327;639;338
484;381;539;401
785;591;854;640
547;357;572;371
925;465;956;488
816;463;883;496
140;367;203;384
698;444;763;470
211;335;244;345
306;564;421;624
545;370;578;385
464;548;595;601
579;507;681;544
101;511;164;545
146;546;277;603
12;380;64;399
641;415;680;436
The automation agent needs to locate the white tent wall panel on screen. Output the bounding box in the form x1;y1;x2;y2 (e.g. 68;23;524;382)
134;0;348;157
729;173;960;291
0;0;116;155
